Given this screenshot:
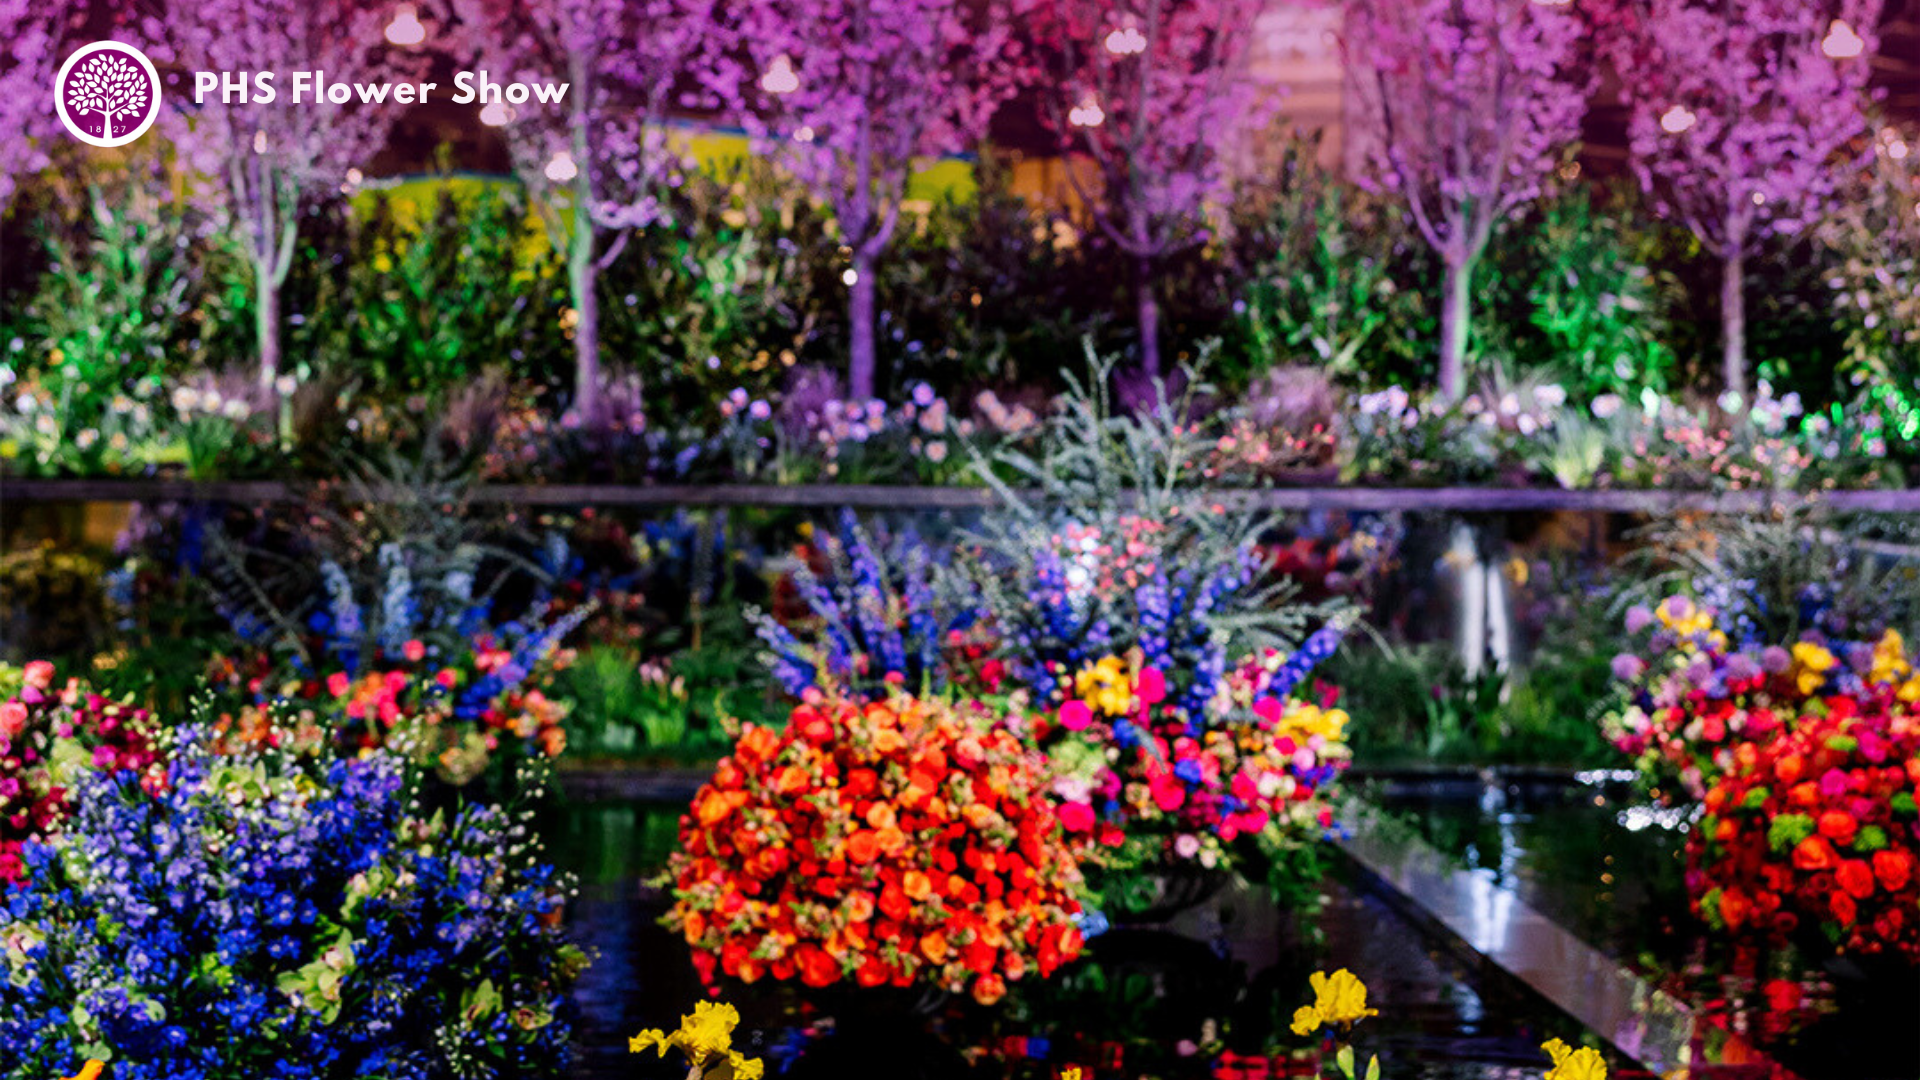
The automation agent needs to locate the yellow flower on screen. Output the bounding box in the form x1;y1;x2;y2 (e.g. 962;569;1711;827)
629;1028;670;1057
630;1000;763;1080
1062;1070;1083;1080
1290;1004;1323;1036
1870;629;1911;686
1310;968;1377;1025
679;1000;742;1062
1542;1039;1607;1080
1293;968;1378;1036
63;1064;105;1080
1791;641;1838;695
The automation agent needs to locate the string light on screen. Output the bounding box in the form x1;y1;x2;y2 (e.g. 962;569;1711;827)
384;3;426;47
1659;104;1696;134
480;101;514;127
544;151;578;183
761;55;798;95
1821;18;1863;59
1069;94;1105;128
1104;26;1147;55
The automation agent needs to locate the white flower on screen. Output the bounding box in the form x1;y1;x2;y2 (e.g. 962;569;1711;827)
1498;392;1520;415
14;393;34;414
172;386;198;412
1717;389;1744;413
275;375;298;396
1534;384;1567;410
1173;834;1201;859
1592;394;1622;419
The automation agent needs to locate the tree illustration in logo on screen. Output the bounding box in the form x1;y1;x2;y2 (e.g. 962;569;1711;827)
64;52;150;142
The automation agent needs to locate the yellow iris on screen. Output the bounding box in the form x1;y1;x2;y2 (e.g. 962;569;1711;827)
631;1001;763;1080
1790;641;1838;695
1291;968;1378;1035
1542;1039;1607;1080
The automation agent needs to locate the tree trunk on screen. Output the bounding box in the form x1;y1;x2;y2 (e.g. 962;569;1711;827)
570;176;600;418
1439;256;1471;402
848;251;877;400
255;261;279;388
1721;250;1747;401
1135;256;1161;379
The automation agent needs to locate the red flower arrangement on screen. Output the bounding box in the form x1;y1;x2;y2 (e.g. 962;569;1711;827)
0;660;163;883
1693;682;1920;961
666;688;1086;1005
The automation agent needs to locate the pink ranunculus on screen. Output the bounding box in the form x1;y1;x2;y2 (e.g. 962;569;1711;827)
1058;801;1095;833
403;639;426;662
22;661;54;690
1059;700;1093;731
326;672;352;697
1137;668;1167;706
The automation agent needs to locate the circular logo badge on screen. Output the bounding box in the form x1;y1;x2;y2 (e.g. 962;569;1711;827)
54;41;162;147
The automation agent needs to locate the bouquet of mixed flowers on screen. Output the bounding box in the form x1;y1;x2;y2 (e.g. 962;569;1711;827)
0;661;162;883
666;687;1085;1005
1028;631;1350;885
1693;686;1920;959
0;715;584;1079
1605;595;1920;959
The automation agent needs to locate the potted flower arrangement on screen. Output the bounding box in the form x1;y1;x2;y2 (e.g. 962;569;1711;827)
1605;595;1920;962
1029;632;1350;918
664;686;1086;1008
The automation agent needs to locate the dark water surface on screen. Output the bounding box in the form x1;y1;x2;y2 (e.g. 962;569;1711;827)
545;799;1634;1080
1368;775;1920;1080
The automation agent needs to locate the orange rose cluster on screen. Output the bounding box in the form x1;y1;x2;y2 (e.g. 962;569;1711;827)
666;690;1087;1005
1694;685;1920;961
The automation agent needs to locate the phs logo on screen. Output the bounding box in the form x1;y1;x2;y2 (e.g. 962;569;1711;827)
55;41;162;147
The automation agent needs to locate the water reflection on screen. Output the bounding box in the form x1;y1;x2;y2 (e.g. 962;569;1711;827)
547;797;1617;1080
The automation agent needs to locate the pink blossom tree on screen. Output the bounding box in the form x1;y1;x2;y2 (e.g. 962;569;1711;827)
160;0;417;388
1610;0;1881;398
733;0;1022;399
0;0;64;207
1344;0;1588;401
1021;0;1276;381
447;0;729;416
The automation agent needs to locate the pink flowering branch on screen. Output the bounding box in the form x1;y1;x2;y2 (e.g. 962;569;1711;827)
1021;0;1275;380
447;0;732;416
157;0;417;389
730;0;1022;399
0;0;64;208
1345;0;1589;400
1610;0;1881;398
